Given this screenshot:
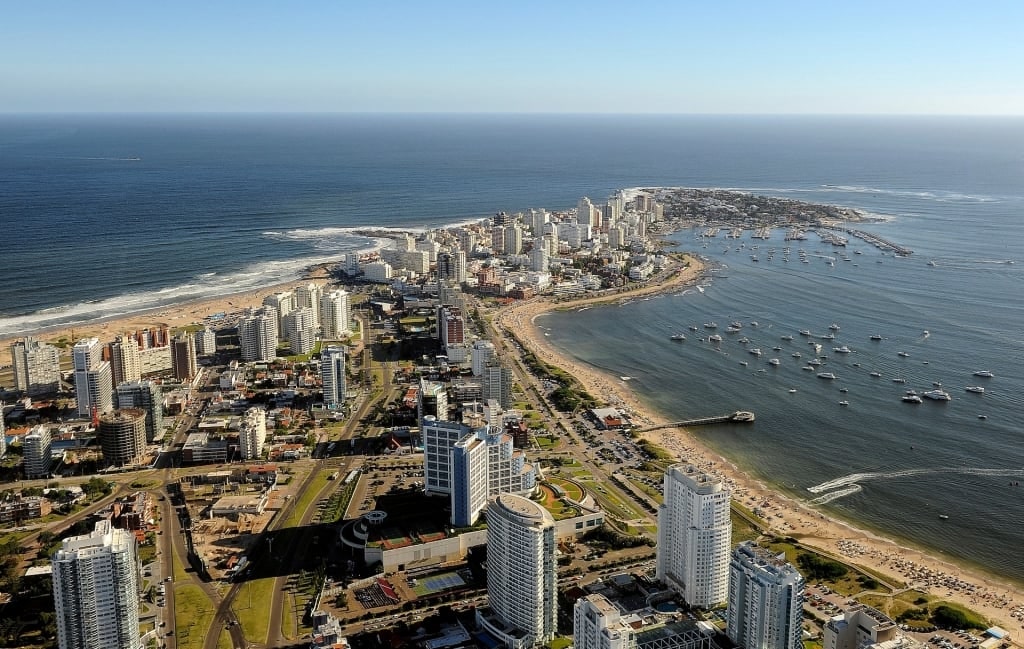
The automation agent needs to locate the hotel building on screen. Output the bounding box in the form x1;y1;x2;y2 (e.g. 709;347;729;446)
320;289;351;339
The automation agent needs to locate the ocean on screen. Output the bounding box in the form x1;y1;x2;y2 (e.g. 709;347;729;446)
2;113;1023;581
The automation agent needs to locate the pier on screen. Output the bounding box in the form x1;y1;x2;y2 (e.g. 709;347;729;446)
844;228;913;255
638;411;755;432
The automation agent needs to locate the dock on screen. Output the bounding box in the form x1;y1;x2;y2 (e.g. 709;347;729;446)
638;411;755;432
843;228;913;255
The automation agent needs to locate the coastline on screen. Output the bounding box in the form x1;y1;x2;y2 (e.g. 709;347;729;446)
493;253;1024;632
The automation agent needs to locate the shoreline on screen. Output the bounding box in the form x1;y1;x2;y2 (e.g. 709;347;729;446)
493;254;1024;632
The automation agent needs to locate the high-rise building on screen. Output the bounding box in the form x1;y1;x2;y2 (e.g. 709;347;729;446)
482;365;513;409
448;421;539;527
0;408;6;458
238;406;267;460
824;605;899;649
320;289;352;339
23;425;52;478
477;493;557;648
727;541;805;649
238;307;279;362
194;327;217;355
574;594;637;649
577;196;597;229
440;307;465;347
421;417;466;496
73;338;113;418
529;245;549;272
284;306;316;355
471;340;496;377
109;335;142;387
321;346;346;409
294;282;324;330
263;291;294;336
656;463;732;609
98;409;148;467
418;379;448;422
11;337;62;396
503;224;523;255
115;380;164;442
170;332;198;381
52;519;141;649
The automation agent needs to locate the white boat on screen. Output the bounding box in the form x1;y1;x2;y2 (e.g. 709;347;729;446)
670;333;686;341
892;377;907;384
839;400;849;406
704;322;718;329
738;337;750;344
772;346;782;351
833;345;852;353
730;321;743;329
802;365;814;371
817;372;838;380
973;370;994;378
829;323;840;330
726;326;742;333
768;358;781;366
869;334;883;341
923;389;952;401
750;321;759;327
780;335;794;341
965;386;986;394
808;358;822;366
788;389;797;393
749;348;762;356
902;392;923;403
898;351;910;357
839;387;849;393
740;361;748;366
821;333;835;340
799;329;811;336
689;325;699;331
870;371;881;377
792;352;802;358
709;334;723;343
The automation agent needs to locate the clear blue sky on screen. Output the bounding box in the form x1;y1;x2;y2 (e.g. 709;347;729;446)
4;0;1023;114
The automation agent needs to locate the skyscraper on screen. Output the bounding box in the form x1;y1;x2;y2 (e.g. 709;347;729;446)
656;463;732;609
471;340;496;377
478;493;557;648
238;406;267;460
320;289;351;339
108;335;141;387
321;346;346;409
170;332;198;380
23;424;52;478
97;409;148;467
52;520;141;649
73;338;113;418
294;282;324;331
727;541;805;649
574;594;637;649
194;327;217;355
284;306;316;355
10;337;62;396
115;380;164;442
482;365;513;409
262;290;294;335
238;307;279;362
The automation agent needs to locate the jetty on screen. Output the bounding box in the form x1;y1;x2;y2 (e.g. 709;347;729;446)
638;411;755;432
844;228;913;255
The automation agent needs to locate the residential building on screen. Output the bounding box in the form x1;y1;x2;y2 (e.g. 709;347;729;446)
51;520;141;649
294;282;324;330
108;335;141;387
656;463;732;609
482;365;513;409
263;291;294;335
321;346;347;409
361;260;392;283
449;421;539;527
320;289;352;339
418;379;448;421
170;332;198;380
823;605;899;649
439;306;465;347
477;493;557;649
0;410;5;458
11;337;62;396
194;327;217;355
115;380;164;442
471;340;496;377
422;416;466;496
73;338;113;418
238;307;278;362
98;409;148;467
727;541;805;649
574;594;637;649
238;407;267;460
284;306;316;355
24;424;52;478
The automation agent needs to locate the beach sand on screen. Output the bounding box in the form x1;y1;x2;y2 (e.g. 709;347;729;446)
494;254;1024;633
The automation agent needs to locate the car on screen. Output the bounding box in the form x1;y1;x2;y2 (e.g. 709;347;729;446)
165;576;172;582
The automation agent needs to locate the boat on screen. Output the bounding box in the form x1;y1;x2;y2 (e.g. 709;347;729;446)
730;321;743;329
902;391;923;403
923;389;952;401
792;352;802;358
898;351;910;357
870;371;881;377
802;365;814;371
726;326;742;333
750;321;759;327
799;329;811;336
978;414;987;420
808;358;822;366
704;322;718;329
833;345;852;353
768;358;781;366
772;346;782;351
749;348;762;356
839;387;849;393
788;389;797;393
780;335;794;341
738;337;750;344
938;514;949;520
670;333;687;341
689;325;699;331
965;386;985;394
821;333;836;340
817;372;838;380
739;361;748;366
839;400;849;406
892;377;907;384
709;334;723;343
973;370;994;378
829;323;840;330
869;334;883;341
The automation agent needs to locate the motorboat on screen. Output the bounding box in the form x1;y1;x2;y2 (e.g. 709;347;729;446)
709;334;723;343
802;365;814;371
788;389;797;393
749;348;762;356
730;321;743;329
738;337;750;344
792;352;802;358
829;323;841;330
839;387;849;393
833;346;852;353
898;351;910;357
839;400;849;406
704;322;718;329
923;389;952;401
892;377;907;384
670;333;686;341
869;334;883;341
817;372;838;380
768;358;781;366
973;370;994;378
902;391;923;403
869;372;881;377
965;386;985;394
689;325;699;331
799;329;811;336
808;358;822;366
821;333;836;340
773;346;782;351
780;335;794;341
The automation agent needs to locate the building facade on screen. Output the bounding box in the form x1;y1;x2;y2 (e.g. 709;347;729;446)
238;406;267;460
51;520;141;649
321;346;346;409
73;338;113;418
656;463;732;609
574;594;637;649
24;424;53;478
727;541;805;649
11;337;62;396
238;307;279;362
170;332;198;380
98;409;148;467
114;380;164;443
320;289;351;339
109;335;141;387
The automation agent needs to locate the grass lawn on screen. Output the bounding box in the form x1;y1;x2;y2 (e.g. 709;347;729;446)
235;577;276;645
218;630;233;649
548;637;573;649
282;468;329;529
174;584;217;649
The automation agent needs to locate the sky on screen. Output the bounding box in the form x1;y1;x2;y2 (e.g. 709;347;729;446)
3;1;1023;114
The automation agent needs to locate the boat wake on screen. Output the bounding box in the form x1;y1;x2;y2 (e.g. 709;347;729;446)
807;467;1024;503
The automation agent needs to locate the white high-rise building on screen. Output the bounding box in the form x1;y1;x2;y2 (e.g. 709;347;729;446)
10;336;62;396
449;422;538;527
421;416;465;496
482;365;513;409
24;424;52;478
294;282;324;331
73;338;113;418
194;327;217;355
109;335;141;387
477;493;557;649
574;594;637;649
361;260;393;283
52;520;141;649
239;406;267;460
284;306;316;355
503;224;523;255
577;196;597;229
471;340;496;377
0;409;6;458
115;380;164;442
529;245;549;272
321;346;346;409
656;463;732;609
320;289;352;339
263;291;294;336
238;307;278;362
727;541;806;649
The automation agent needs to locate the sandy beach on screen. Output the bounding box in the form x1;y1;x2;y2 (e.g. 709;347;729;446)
494;255;1024;633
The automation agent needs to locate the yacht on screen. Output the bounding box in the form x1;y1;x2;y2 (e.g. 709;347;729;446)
892;377;907;384
768;358;781;366
704;322;718;329
738;337;750;344
817;372;838;380
839;387;849;393
799;329;812;336
730;321;743;329
689;325;699;331
898;351;910;357
821;333;836;340
670;333;686;341
869;371;881;377
749;348;762;356
965;386;986;394
726;325;742;333
780;335;794;341
750;321;759;327
802;365;815;371
833;345;852;353
808;358;822;366
839;400;849;406
739;361;748;366
923;389;952;401
709;334;723;343
869;334;883;341
902;391;923;403
973;370;994;378
829;323;841;330
792;352;802;358
772;346;782;351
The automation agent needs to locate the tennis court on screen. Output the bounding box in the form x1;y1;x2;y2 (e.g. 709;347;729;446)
411;571;466;596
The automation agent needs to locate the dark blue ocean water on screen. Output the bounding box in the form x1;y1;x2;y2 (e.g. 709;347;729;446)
2;114;1023;580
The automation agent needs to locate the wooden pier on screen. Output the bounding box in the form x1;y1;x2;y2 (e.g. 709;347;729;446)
638;411;755;432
